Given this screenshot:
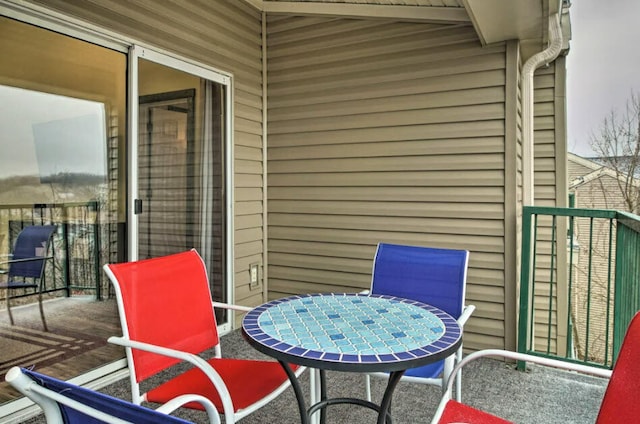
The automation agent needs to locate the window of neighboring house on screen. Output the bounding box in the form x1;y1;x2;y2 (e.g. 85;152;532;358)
0;15;127;411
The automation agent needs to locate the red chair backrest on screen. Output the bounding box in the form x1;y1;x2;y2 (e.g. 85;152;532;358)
596;311;640;423
107;249;219;382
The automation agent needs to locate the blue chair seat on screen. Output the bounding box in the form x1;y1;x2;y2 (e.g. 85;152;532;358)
403;361;445;379
0;281;39;289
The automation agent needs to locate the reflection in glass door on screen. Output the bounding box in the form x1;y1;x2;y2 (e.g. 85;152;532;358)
139;89;196;258
134;53;229;321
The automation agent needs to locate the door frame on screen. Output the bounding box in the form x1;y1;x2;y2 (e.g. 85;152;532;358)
128;46;235;328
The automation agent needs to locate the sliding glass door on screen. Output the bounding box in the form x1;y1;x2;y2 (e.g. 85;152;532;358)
131;48;232;325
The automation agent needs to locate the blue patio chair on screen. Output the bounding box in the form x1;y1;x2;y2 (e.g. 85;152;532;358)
0;225;57;331
5;366;220;424
364;243;475;402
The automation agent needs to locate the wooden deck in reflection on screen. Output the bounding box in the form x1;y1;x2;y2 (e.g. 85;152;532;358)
0;296;123;404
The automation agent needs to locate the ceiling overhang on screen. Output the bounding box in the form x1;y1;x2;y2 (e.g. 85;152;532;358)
258;1;469;24
244;0;570;59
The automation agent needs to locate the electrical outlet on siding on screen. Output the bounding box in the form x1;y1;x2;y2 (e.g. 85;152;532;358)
249;263;260;289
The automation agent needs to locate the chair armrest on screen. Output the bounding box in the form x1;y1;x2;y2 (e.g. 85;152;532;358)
108;336;235;413
457;304;476;326
211;301;252;313
157;394;221;424
431;349;612;424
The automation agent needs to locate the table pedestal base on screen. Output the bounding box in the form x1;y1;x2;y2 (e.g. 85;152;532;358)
280;362;403;424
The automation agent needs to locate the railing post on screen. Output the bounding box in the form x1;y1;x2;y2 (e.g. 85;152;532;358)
91;201;101;300
517;207;534;370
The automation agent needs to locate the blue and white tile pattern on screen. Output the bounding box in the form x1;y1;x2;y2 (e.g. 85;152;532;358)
243;293;461;366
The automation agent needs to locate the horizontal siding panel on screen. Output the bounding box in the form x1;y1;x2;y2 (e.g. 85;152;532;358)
269;186;504;203
270;87;505;121
269;25;479;69
268;214;503;236
269;104;505;134
269;138;504;160
269;53;506;97
235;116;262;136
235;174;262;188
235;214;262;231
270;69;506;108
235;240;263;258
269;170;504;187
268;201;503;219
269;121;505;146
270;252;371;275
235;227;262;244
235;201;263;216
269;227;504;252
235;145;262;161
269;41;506;85
268;153;505;173
236;187;262;202
235;159;262;175
268;19;443;51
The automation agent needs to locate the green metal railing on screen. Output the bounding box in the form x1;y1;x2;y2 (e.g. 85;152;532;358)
518;206;640;369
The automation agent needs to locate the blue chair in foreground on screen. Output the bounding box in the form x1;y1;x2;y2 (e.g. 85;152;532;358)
5;366;220;424
0;225;56;331
364;243;475;402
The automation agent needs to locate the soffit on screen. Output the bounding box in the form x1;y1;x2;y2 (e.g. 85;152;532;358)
247;0;567;54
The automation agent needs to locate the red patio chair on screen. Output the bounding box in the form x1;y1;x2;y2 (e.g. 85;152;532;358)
431;311;640;423
104;249;304;424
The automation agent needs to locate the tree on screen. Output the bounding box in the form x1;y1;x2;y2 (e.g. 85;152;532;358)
589;92;640;214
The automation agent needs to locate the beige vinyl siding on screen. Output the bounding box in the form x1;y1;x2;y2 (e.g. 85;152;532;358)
267;15;509;350
28;0;266;306
531;57;569;354
503;40;522;351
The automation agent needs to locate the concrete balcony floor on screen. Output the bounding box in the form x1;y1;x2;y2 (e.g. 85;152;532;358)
21;326;608;424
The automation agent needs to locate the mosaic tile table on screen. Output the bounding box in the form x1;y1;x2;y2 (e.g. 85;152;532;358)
242;292;462;424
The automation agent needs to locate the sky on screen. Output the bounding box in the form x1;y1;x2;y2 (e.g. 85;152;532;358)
566;0;640;157
0;86;107;178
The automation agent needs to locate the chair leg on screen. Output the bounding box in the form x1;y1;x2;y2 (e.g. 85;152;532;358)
6;288;15;326
455;347;463;401
38;279;48;332
365;374;372;402
38;291;48;332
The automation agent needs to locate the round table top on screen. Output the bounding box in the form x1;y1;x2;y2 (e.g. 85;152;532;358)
242;292;462;372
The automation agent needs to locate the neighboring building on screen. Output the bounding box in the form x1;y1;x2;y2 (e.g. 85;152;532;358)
0;0;573;419
567;152;640;362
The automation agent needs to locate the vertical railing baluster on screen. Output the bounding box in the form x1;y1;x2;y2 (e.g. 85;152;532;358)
547;215;557;355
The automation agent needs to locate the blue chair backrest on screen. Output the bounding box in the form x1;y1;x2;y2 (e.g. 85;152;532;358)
21;368;193;424
9;225;56;279
371;243;469;318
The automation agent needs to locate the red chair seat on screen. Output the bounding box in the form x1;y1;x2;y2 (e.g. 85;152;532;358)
147;358;298;412
439;399;513;424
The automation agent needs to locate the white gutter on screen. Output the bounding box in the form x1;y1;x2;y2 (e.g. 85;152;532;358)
522;12;563;206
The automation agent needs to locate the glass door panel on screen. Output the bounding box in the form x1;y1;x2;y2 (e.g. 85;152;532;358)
0;16;127;408
135;55;229;321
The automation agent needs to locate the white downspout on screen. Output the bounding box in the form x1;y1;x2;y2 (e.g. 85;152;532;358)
522;13;563;206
